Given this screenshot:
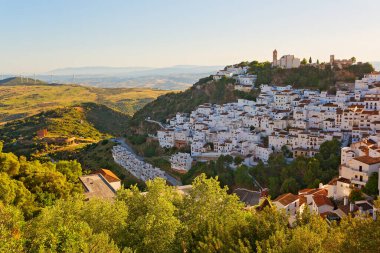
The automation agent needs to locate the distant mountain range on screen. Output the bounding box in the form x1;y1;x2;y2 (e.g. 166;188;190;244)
32;65;223;90
47;65;223;76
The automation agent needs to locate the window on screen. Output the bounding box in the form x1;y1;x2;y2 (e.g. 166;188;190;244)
359;166;362;172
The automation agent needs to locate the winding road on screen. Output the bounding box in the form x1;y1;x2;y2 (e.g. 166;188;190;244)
145;118;166;129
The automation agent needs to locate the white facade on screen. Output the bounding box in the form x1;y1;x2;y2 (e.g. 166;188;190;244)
272;50;301;69
170;153;193;172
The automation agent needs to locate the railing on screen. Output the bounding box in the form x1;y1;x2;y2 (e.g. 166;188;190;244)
350;178;366;186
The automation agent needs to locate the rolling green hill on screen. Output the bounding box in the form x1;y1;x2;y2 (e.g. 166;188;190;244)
0;77;173;123
0;103;130;157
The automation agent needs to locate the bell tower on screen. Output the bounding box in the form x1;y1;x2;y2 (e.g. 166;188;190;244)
273;49;278;66
330;55;335;64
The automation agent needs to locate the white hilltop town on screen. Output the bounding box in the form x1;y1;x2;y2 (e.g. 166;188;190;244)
149;50;380;220
102;50;380;220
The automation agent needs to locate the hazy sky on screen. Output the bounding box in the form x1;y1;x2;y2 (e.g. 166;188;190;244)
1;0;379;73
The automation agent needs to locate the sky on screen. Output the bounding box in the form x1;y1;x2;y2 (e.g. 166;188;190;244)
1;0;380;73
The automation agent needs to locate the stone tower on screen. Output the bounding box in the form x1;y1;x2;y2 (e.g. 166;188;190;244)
273;49;278;66
330;55;335;64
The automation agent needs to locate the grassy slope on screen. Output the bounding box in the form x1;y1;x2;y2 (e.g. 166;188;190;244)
0;77;173;123
0;103;130;156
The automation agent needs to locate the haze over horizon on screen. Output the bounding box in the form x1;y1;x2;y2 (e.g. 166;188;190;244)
1;0;380;73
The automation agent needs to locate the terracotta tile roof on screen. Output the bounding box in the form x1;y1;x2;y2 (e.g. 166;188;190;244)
327;177;339;186
299;188;328;196
353;156;380;165
298;188;315;194
273;193;299;206
313;195;334;207
299;196;307;206
94;169;121;183
337;177;351;184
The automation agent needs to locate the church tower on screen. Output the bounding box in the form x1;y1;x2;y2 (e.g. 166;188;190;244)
273;49;278;66
330;55;335;64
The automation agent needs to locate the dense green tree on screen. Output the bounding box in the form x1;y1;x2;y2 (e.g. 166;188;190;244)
0;204;25;253
234;156;244;165
309;57;312;64
301;58;307;65
55;160;82;183
349;189;364;202
180;174;252;252
304;158;321;187
0;151;20;176
25;199;122;253
0;173;35;215
280;177;300;194
363;172;379;196
118;178;181;253
235;165;253;189
248;206;288;243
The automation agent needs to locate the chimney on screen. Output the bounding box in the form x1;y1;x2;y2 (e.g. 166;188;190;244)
373;208;377;221
319;183;323;189
343;197;348;206
349;203;355;213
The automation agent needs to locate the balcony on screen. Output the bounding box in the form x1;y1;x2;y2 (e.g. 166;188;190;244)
350;178;366;186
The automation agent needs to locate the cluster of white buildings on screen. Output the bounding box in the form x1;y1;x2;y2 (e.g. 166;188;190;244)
273;131;380;222
340;135;380;190
157;72;380;169
272;70;380;220
274;129;380;221
112;145;166;182
169;152;193;172
273;182;376;223
212;65;257;92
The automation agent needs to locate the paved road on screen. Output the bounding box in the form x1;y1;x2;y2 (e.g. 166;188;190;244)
145;118;166;129
113;138;182;186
